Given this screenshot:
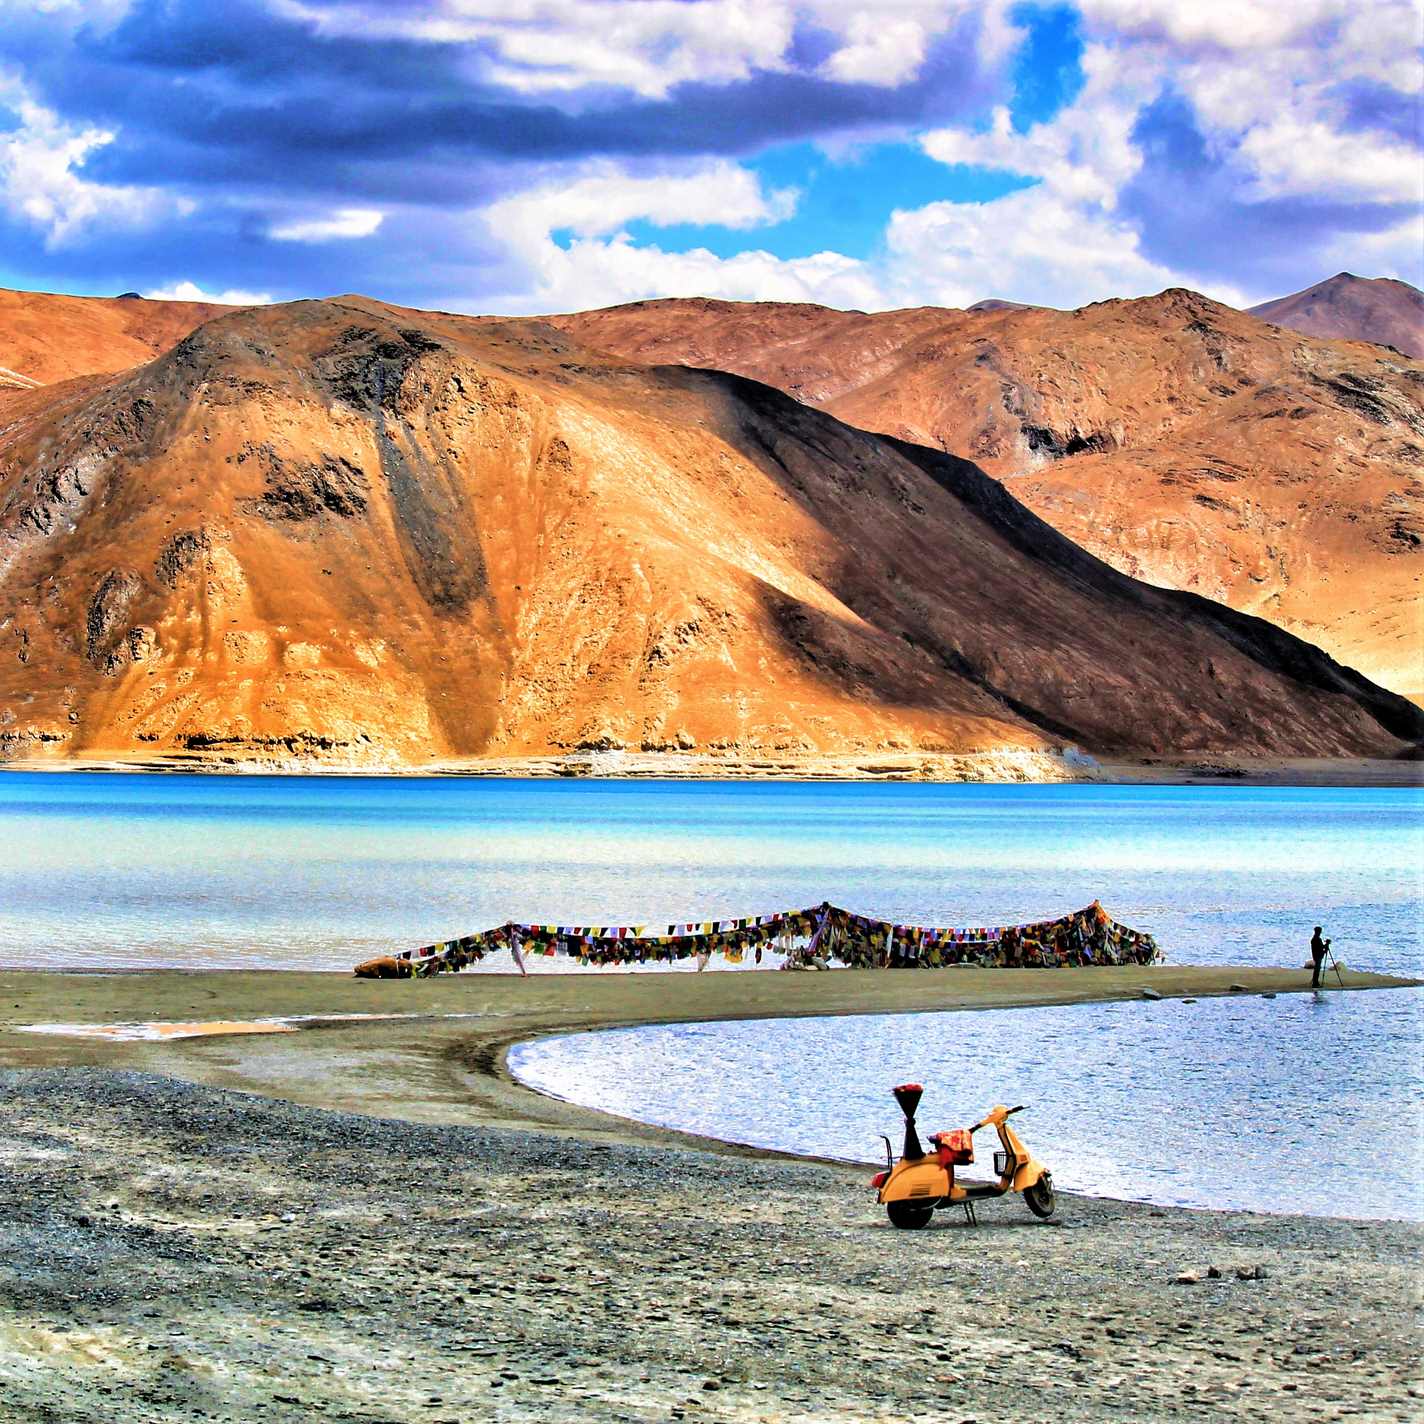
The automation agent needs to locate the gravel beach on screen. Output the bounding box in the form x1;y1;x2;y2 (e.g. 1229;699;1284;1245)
1;967;1420;1422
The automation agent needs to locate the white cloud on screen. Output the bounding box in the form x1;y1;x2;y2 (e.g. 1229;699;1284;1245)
275;0;796;98
269;207;385;242
1071;0;1424;208
905;40;1202;307
905;1;1424;307
487;234;884;314
0;76;187;246
273;1;1011;98
883;184;1247;310
477;159;883;312
821;12;930;87
0;0;133;34
473;145;1245;316
818;1;1021;87
1236;117;1424;205
923;41;1159;209
1159;24;1424;210
488;160;796;246
146;279;272;305
1333;3;1424;92
1073;0;1346;52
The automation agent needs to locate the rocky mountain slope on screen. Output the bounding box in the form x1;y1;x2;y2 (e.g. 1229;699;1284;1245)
1249;273;1423;358
553;291;1424;698
0;297;1416;768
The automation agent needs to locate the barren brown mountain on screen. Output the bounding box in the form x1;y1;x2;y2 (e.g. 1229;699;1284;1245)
0;287;233;392
553;290;1424;697
1249;273;1424;358
0;297;1416;768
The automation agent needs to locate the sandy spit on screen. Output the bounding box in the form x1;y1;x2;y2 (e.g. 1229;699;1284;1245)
1;966;1420;1423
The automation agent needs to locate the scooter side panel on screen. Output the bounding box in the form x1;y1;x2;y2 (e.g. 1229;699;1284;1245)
878;1159;949;1206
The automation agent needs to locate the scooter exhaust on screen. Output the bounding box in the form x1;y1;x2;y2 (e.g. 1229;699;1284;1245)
892;1082;925;1160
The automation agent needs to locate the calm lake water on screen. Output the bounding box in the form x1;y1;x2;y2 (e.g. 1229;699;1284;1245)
0;774;1420;974
511;991;1424;1221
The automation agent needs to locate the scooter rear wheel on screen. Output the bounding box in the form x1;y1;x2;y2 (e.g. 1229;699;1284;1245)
1024;1173;1056;1219
886;1201;934;1230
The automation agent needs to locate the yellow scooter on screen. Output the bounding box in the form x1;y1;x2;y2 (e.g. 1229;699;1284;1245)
870;1083;1057;1229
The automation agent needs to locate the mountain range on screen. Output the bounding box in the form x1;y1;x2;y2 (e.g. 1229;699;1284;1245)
0;286;228;390
1249;273;1423;358
553;275;1424;698
0;279;1419;769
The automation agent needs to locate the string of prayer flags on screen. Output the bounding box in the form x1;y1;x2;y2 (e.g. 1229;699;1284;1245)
384;899;1159;978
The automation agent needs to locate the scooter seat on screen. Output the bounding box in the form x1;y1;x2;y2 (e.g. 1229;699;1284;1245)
929;1128;974;1165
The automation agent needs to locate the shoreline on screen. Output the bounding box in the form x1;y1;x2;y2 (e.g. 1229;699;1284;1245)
2;749;1421;786
3;967;1420;1422
1;962;1417;1166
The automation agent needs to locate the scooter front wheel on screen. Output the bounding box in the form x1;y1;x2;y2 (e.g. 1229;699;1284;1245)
1024;1173;1056;1219
886;1200;934;1230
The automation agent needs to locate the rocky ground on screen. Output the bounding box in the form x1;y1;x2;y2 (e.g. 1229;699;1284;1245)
2;1067;1420;1424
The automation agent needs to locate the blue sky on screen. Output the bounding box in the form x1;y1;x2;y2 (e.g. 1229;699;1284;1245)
0;1;1419;315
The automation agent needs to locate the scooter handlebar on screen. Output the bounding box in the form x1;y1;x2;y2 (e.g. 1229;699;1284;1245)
969;1105;1028;1131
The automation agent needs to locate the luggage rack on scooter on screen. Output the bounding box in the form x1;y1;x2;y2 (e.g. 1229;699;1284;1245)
993;1150;1012;1176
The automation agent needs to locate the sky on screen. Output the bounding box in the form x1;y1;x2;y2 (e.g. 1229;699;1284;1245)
0;0;1419;316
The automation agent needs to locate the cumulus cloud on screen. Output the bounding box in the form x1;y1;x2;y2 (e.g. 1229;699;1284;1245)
488;160;796;243
1156;7;1423;217
146;278;272;305
269;207;385;243
1314;211;1424;287
0;76;185;246
882;185;1244;310
903;41;1229;308
1236;117;1423;205
273;1;1007;99
909;0;1423;305
480;158;885;311
820;13;931;87
1074;0;1346;52
475;144;1241;315
274;0;796;99
485;233;883;313
922;42;1158;208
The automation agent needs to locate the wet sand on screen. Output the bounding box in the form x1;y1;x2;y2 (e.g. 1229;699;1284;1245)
1;965;1420;1422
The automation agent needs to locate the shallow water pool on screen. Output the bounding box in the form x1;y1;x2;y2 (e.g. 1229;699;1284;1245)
510;988;1424;1221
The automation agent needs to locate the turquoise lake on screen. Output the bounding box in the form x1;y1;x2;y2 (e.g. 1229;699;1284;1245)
5;772;1420;1218
0;774;1419;974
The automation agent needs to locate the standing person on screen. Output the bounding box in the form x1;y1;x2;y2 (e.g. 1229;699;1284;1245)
1310;926;1330;988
